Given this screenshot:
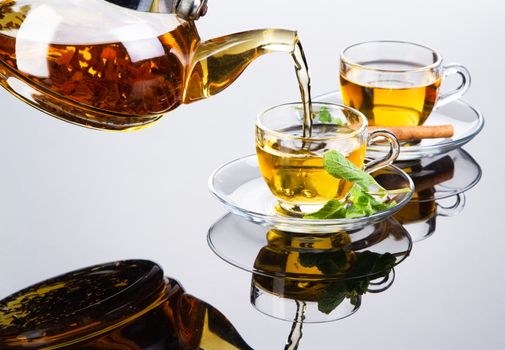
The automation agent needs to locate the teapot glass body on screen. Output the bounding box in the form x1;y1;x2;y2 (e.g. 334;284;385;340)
0;0;296;130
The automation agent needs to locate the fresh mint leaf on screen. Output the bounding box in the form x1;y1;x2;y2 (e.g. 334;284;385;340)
345;186;395;218
303;199;346;219
304;150;407;220
318;106;346;125
323;151;376;190
319;106;333;123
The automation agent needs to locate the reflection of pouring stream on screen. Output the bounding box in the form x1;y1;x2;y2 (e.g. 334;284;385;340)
285;300;306;350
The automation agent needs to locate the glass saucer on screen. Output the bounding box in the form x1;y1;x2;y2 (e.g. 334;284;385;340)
315;91;484;161
207;213;412;279
394;148;482;202
209;155;414;233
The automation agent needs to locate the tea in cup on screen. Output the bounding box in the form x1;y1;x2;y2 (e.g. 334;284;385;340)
256;102;400;215
340;40;471;127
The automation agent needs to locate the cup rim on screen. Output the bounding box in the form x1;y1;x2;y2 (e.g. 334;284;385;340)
256;102;368;141
340;40;443;73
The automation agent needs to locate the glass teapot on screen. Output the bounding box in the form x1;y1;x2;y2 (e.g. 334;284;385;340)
0;0;297;130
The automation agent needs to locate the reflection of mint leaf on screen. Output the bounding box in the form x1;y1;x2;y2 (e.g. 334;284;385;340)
299;251;351;275
323;151;376;191
318;281;347;314
349;251;396;281
304;200;346;219
302;251;397;315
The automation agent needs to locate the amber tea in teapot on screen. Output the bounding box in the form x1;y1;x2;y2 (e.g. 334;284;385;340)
0;0;303;131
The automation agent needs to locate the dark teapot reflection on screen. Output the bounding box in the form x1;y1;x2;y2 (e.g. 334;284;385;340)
0;0;298;130
0;260;252;350
249;218;411;324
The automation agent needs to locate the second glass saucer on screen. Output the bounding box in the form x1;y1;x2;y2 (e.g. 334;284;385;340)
209;155;414;233
315;91;484;161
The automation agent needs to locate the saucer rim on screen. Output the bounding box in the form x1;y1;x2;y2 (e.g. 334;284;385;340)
314;91;485;161
208;155;414;232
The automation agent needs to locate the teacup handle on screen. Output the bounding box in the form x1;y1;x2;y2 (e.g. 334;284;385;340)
367;268;395;293
437;193;466;217
364;130;400;174
436;63;471;109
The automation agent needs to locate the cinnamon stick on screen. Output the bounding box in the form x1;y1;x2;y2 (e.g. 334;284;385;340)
368;125;454;141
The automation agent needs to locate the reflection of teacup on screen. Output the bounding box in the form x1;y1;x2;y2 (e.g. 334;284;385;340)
250;223;405;323
256;102;399;215
396;192;465;242
340;41;471;127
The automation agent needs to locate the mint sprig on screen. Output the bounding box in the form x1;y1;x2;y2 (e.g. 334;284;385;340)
304;150;408;220
323;150;377;191
318;106;346;125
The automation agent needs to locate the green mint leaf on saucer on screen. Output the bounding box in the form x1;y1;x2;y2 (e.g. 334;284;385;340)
304;150;409;220
304;199;346;219
323;150;376;190
345;186;395;218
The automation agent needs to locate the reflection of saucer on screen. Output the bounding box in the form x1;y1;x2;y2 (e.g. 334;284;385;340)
393;148;481;202
315;91;484;161
209;155;414;233
207;213;412;279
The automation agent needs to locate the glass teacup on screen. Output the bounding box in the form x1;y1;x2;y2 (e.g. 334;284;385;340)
340;40;471;127
256;102;400;215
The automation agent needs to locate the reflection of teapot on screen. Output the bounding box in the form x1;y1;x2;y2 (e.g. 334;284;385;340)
0;260;252;349
0;0;297;130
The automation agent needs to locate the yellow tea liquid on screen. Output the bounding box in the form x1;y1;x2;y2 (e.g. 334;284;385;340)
340;72;441;127
256;124;366;206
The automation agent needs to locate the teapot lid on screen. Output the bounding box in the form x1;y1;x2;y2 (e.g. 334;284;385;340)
0;260;179;349
105;0;208;20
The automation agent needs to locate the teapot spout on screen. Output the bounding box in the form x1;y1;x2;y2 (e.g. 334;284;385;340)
183;29;297;103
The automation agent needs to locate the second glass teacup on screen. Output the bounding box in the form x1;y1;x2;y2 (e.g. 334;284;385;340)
339;40;471;127
256;102;400;216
